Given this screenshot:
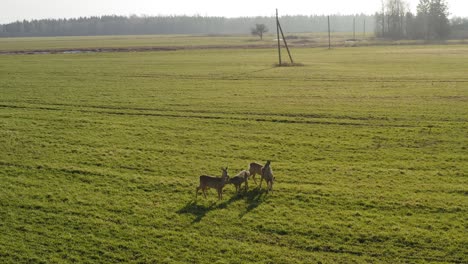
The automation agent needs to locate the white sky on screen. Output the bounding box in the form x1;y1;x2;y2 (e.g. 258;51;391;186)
1;0;467;24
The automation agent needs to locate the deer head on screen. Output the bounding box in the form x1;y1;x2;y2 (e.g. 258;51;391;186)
221;167;229;181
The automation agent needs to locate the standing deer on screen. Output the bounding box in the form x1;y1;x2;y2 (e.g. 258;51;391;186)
229;170;250;193
260;160;274;192
196;167;230;200
248;162;264;185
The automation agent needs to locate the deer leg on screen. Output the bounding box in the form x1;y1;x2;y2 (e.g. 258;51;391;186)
202;187;207;198
252;174;258;185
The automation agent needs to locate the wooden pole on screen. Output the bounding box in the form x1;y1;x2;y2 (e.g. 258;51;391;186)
353;17;356;40
328;15;331;49
363;18;366;37
278;22;294;64
276;9;281;66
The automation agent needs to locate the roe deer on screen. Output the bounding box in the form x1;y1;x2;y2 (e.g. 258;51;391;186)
196;167;229;200
248;162;264;185
229;170;250;193
260;160;274;192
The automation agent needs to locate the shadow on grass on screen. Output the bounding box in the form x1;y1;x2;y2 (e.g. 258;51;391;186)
177;187;269;223
177;194;240;224
239;187;269;219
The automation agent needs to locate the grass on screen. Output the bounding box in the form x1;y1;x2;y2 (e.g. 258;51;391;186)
1;33;464;53
0;34;274;52
0;37;467;263
0;33;381;52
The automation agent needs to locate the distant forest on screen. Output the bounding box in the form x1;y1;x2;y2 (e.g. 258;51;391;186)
0;15;373;37
376;0;468;39
1;12;466;39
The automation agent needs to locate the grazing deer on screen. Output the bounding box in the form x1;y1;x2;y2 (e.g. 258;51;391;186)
229;170;250;193
260;160;274;192
248;162;264;185
196;167;229;200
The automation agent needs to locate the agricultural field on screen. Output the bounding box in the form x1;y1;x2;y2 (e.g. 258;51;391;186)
0;33;379;53
0;34;260;52
0;36;467;263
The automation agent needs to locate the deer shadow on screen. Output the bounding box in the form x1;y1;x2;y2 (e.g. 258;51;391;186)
177;193;240;224
238;187;269;218
177;187;270;223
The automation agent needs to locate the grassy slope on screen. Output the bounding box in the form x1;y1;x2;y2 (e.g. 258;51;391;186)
0;43;467;263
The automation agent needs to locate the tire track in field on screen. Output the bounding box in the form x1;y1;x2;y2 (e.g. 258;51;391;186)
0;160;178;190
126;72;468;83
0;160;109;178
0;100;382;121
0;103;419;128
2;100;466;122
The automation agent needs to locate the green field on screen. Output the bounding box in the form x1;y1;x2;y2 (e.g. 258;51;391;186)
0;37;467;263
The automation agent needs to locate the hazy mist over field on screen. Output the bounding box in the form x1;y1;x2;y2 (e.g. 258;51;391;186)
1;0;468;23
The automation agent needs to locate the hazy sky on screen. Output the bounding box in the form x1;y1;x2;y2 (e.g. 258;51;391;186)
1;0;467;24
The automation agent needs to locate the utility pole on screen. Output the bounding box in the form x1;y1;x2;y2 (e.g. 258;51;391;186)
353;16;356;40
276;9;282;66
327;15;331;49
277;21;294;64
363;18;366;38
275;9;294;65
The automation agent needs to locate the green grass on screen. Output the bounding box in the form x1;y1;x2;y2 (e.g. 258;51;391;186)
0;39;467;263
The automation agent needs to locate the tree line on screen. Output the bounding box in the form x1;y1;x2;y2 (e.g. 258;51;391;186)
0;15;373;38
0;7;465;40
374;0;464;39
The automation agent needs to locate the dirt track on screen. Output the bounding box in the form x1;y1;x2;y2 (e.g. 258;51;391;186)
0;44;281;55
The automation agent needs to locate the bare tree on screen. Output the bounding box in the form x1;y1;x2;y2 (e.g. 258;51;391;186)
381;0;386;37
385;0;408;39
251;24;268;40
